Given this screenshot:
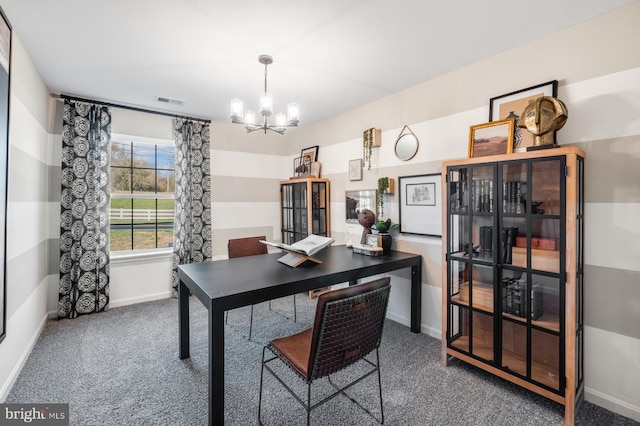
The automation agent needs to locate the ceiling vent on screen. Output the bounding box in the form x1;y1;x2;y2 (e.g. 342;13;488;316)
155;96;185;106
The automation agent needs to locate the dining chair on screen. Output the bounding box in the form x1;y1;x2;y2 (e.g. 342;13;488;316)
258;276;391;425
226;236;297;340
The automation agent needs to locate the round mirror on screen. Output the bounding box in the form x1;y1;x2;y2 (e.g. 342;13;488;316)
394;133;419;161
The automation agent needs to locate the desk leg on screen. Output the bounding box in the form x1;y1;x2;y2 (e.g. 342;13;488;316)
411;263;422;333
179;279;190;359
209;302;225;425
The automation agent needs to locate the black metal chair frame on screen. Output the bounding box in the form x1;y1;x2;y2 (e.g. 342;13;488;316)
258;278;390;425
225;297;298;341
225;236;297;341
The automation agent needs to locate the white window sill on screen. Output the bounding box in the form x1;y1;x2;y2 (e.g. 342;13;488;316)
111;248;173;264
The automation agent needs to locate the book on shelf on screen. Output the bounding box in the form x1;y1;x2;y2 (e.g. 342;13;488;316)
501;226;518;264
479;226;493;256
260;234;334;257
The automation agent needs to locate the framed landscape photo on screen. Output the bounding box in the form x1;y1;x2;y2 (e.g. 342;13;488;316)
489;80;557;150
398;174;441;237
468;119;514;158
0;6;11;344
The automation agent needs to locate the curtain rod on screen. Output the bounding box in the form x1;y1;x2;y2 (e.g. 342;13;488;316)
54;93;212;124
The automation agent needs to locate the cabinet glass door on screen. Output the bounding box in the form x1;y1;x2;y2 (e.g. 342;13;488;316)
281;183;294;244
311;181;327;236
499;157;565;393
281;179;330;245
281;182;308;244
447;164;496;363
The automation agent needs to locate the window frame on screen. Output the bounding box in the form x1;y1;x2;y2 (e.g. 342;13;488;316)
109;134;175;256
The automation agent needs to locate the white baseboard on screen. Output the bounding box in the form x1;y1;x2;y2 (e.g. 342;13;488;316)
0;312;48;402
109;291;173;309
585;387;640;423
45;291;174;320
385;311;441;340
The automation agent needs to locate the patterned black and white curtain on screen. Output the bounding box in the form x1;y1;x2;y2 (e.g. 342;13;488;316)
59;99;111;319
171;119;212;296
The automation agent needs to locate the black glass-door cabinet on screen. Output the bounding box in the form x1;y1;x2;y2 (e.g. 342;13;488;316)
280;177;330;245
441;147;585;426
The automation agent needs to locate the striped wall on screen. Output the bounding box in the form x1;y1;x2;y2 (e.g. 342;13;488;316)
271;3;640;420
0;35;51;401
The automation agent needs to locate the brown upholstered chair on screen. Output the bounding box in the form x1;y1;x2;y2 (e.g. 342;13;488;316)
258;276;391;425
227;235;268;259
226;236;297;340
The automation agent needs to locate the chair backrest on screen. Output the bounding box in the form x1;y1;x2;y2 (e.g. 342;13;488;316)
227;236;268;258
308;277;391;380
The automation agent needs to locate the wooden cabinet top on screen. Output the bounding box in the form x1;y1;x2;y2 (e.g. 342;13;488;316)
442;146;586;168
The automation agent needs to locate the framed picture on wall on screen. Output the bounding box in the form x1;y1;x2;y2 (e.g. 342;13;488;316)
468;119;515;158
0;6;12;344
300;145;318;162
489;80;557;150
348;159;362;181
398;174;441;237
345;189;377;223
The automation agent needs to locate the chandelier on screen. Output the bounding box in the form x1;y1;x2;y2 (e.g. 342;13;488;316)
230;54;299;134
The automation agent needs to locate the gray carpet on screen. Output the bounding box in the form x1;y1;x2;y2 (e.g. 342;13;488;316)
6;296;638;425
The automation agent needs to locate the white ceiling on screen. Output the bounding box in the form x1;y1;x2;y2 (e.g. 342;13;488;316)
0;0;635;127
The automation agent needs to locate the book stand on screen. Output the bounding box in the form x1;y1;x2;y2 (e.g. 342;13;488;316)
278;251;323;268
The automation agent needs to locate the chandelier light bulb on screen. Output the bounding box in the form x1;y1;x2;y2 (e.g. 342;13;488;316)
244;110;256;126
260;92;273;116
230;99;243;120
287;103;299;124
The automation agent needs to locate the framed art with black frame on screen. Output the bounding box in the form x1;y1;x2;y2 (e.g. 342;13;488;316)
398;174;441;237
489;80;557;151
0;6;11;344
300;145;318;162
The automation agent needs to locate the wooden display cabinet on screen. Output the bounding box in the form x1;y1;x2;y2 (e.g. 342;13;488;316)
441;147;585;425
280;177;330;245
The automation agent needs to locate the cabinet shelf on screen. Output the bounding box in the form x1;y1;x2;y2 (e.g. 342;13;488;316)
450;336;493;362
511;247;560;273
501;347;561;390
451;282;493;312
442;147;585;426
502;312;560;333
451;334;561;389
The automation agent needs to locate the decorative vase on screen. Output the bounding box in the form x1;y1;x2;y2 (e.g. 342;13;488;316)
357;209;376;244
379;233;392;252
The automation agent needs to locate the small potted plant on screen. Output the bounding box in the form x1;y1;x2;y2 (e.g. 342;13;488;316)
363;128;381;170
372;218;398;252
377;177;390;217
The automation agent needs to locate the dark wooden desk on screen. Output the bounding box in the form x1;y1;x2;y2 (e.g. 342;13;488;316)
178;245;422;425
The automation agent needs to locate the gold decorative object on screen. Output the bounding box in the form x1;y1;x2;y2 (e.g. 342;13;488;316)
518;96;568;148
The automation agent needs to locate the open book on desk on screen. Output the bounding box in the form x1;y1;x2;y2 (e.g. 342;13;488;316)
260;234;335;267
260;234;334;256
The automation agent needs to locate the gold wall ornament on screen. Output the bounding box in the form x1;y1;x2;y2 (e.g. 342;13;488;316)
518;96;568;147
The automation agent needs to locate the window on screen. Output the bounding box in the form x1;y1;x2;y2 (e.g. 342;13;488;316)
110;139;175;252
